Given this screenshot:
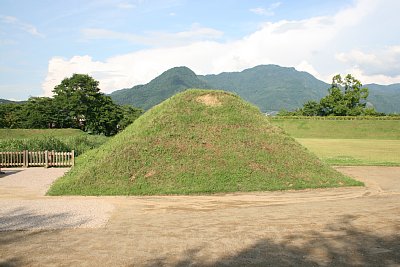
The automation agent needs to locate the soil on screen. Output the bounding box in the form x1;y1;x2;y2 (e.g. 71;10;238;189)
0;166;399;266
196;94;222;107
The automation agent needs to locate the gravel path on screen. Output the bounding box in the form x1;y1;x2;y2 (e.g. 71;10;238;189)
0;168;114;231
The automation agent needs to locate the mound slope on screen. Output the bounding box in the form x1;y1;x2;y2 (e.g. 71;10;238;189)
49;90;361;195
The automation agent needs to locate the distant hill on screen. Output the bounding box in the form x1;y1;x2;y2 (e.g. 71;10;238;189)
366;83;400;114
110;65;400;114
110;65;329;112
0;99;25;104
199;65;329;112
110;66;211;110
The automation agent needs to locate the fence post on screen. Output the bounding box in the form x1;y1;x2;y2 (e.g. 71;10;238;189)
23;150;28;168
71;150;75;166
45;150;49;168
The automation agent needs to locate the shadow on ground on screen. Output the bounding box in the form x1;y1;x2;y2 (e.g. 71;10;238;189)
0;170;23;178
0;257;22;267
144;215;400;267
0;207;89;232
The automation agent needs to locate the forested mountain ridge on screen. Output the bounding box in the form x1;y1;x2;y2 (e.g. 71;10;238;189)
0;99;25;104
110;65;400;113
365;83;400;114
199;65;329;112
110;66;211;110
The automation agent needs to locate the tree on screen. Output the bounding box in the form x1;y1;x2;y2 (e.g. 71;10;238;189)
53;74;103;129
53;74;123;135
85;96;123;136
0;103;23;128
301;100;321;116
15;97;58;128
319;74;369;116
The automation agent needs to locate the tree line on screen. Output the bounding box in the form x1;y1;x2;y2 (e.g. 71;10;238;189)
0;74;142;136
278;74;385;116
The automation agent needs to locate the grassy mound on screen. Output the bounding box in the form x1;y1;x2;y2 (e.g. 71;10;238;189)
48;90;362;195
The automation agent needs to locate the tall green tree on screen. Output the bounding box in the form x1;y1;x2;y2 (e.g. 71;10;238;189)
319;74;369;116
53;74;125;135
53;74;103;129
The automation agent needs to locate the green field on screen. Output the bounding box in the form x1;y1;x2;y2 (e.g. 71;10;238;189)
271;119;400;166
270;119;400;139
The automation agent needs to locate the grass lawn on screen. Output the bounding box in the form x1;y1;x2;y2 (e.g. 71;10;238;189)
271;119;400;166
271;119;400;140
297;138;400;166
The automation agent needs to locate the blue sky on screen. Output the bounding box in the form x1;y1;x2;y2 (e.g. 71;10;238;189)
1;0;399;100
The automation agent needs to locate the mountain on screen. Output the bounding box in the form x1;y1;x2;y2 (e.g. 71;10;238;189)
0;99;25;104
110;66;211;110
366;83;400;113
199;65;329;112
110;65;400;114
48;90;359;196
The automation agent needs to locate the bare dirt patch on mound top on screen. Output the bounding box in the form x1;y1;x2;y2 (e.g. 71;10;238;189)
196;93;222;106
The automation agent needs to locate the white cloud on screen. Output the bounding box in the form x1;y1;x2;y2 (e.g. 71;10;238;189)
250;2;281;16
0;15;44;37
340;67;400;85
296;61;323;80
43;0;400;95
81;24;223;47
336;46;400;77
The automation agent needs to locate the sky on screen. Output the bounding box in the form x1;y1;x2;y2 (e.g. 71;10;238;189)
1;0;400;100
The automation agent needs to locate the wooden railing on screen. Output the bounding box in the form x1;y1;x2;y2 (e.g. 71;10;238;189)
0;150;74;168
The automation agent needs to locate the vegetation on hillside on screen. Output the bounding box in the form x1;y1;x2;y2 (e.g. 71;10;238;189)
48;90;361;196
0;74;142;136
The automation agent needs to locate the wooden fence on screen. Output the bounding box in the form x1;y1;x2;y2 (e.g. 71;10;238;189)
0;150;74;168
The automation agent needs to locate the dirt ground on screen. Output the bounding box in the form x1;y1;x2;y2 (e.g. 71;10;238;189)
0;166;399;267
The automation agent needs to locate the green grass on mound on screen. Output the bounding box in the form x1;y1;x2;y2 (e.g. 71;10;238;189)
48;90;362;196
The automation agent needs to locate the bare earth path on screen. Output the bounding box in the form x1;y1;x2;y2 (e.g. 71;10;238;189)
0;167;399;266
